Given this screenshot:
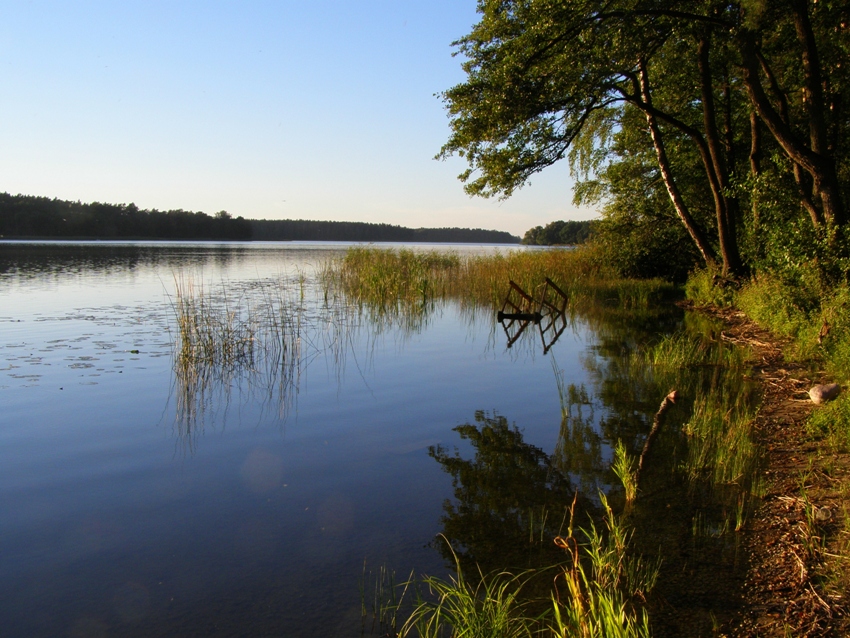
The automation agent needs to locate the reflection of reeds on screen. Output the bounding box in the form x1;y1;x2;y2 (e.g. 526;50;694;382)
168;276;309;444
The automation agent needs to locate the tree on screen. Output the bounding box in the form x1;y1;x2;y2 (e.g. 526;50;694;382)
439;1;848;277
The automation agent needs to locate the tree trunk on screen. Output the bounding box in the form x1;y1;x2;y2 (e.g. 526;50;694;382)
638;60;718;269
698;37;744;276
739;30;845;227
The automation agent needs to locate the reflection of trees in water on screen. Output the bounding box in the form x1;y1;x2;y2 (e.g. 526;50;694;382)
429;411;593;577
428;302;759;635
564;308;759;636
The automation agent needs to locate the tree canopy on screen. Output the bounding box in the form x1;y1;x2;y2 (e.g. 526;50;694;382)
440;0;849;277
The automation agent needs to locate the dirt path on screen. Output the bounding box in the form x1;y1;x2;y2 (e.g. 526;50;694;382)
689;304;849;636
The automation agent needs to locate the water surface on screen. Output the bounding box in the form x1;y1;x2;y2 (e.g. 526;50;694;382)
0;240;751;637
1;241;595;637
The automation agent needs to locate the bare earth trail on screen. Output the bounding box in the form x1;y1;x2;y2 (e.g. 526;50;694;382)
689;304;850;637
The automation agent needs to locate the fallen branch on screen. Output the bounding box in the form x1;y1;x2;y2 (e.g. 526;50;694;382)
635;390;679;488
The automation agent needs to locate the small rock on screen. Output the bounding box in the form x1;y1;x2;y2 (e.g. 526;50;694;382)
815;506;832;522
809;383;841;405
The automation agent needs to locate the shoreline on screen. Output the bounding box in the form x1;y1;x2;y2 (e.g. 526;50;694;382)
686;302;848;636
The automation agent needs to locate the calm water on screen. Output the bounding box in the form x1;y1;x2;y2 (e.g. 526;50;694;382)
0;241;752;637
1;241;603;638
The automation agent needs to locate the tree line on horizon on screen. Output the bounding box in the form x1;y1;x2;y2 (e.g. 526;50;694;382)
521;219;596;246
0;193;520;244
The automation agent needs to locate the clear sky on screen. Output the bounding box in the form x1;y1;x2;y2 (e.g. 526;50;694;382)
0;0;597;237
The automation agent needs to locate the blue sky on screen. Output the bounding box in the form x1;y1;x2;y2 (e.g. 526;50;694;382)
0;1;597;236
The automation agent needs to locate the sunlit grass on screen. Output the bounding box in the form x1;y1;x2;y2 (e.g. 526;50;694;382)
324;246;678;315
612;441;638;505
639;333;748;370
401;497;656;638
808;393;850;452
681;386;760;489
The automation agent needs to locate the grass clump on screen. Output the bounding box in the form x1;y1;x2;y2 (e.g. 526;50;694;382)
400;498;656;638
402;561;539;638
687;266;850;384
639;332;748;370
550;495;656;638
807;393;850;452
167;275;308;436
172;277;261;367
682;388;760;488
611;441;638;505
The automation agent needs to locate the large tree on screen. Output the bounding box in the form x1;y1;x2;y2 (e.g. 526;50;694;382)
439;1;848;276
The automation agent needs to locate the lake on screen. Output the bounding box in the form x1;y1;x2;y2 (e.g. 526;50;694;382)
0;241;751;637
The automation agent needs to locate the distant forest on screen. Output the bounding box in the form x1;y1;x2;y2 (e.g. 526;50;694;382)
0;193;520;244
521;220;596;246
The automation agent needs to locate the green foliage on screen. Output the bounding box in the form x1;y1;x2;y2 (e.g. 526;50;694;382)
611;441;637;505
401;499;656;638
402;552;540;638
522;220;596;246
734;275;850;381
808;394;850;452
549;495;656;638
639;332;747;370
681;387;760;488
589;213;701;283
439;0;850;281
684;269;736;308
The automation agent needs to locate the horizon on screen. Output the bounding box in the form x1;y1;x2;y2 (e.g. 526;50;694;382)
0;1;597;237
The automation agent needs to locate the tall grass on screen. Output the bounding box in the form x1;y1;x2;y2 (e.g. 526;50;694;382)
324;246;678;315
681;387;760;488
612;441;638;505
638;333;748;370
401;498;657;638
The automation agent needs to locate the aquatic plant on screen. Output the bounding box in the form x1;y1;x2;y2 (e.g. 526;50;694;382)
550;495;657;638
681;386;760;489
611;441;638;505
400;497;657;638
402;554;540;638
324;247;678;316
167;275;318;439
639;332;748;370
361;563;413;637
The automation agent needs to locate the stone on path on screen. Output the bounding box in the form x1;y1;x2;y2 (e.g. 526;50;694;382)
809;383;841;405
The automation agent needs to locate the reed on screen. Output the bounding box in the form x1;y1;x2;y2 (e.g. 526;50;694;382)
550;495;656;638
324;247;677;315
681;386;759;489
361;563;413;637
400;498;656;638
167;275;312;437
639;333;748;370
612;441;638;505
401;541;540;638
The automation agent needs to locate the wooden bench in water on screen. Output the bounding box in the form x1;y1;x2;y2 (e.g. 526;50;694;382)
497;278;569;352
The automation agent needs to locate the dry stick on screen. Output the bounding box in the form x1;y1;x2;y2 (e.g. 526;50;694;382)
635;390;680;489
